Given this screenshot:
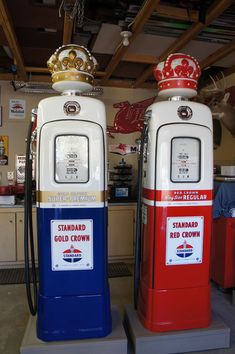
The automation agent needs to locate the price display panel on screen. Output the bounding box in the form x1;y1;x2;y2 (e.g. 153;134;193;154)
55;135;89;183
171;137;200;183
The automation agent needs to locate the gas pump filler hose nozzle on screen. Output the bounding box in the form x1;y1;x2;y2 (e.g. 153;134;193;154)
24;112;38;316
134;120;149;309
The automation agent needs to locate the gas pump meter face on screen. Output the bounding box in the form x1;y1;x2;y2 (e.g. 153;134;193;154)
171;137;200;183
55;135;89;183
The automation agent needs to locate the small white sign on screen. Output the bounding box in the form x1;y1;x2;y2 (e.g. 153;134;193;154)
109;144;137;155
9;99;26;119
16;154;35;183
166;216;204;266
51;219;93;271
142;204;147;225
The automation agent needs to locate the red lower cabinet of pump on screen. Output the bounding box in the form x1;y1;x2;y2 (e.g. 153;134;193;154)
137;202;212;332
138;281;211;332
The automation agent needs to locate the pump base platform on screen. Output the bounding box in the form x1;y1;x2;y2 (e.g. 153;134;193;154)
124;304;230;354
233;290;235;307
20;306;127;354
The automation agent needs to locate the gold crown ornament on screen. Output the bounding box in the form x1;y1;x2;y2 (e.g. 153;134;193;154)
47;44;98;93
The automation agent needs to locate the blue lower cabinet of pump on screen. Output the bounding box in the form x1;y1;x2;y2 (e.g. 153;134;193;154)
36;207;112;342
37;291;111;341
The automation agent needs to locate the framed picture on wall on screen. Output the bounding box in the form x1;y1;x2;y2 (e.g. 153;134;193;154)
0;106;2;127
0;135;8;165
9;99;26;119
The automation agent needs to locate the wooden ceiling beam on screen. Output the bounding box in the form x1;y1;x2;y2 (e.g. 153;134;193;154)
63;0;77;45
200;39;235;69
6;0;62;30
123;53;158;64
25;66;106;78
0;73;14;81
95;78;154;89
95;71;106;77
25;66;49;74
131;0;159;33
63;12;74;44
22;75;51;83
223;64;235;78
155;4;199;22
0;0;27;80
133;0;233;88
0;72;153;89
205;0;233;24
100;0;159;85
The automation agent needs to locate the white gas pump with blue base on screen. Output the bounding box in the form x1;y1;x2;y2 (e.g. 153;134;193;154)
24;45;111;342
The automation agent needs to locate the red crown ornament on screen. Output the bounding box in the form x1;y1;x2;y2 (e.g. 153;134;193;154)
153;53;201;98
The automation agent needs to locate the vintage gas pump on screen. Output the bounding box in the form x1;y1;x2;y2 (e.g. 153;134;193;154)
135;53;213;332
24;45;111;341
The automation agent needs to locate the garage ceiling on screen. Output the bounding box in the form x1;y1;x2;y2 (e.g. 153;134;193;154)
0;0;235;89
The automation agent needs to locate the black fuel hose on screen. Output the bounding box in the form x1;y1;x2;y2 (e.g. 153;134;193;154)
134;127;146;309
24;120;37;316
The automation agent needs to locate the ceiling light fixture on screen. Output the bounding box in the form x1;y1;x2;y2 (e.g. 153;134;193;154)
120;30;132;46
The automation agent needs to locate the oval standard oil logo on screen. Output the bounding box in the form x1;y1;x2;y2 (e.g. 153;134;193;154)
176;241;193;258
63;245;82;263
63;101;80;116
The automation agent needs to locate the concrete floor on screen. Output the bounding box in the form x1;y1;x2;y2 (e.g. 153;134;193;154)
0;275;133;354
1;275;235;354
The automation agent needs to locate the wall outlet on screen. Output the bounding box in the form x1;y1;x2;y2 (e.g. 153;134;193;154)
7;171;14;180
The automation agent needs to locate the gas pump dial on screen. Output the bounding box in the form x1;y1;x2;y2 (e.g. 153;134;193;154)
55;135;88;183
171;137;200;182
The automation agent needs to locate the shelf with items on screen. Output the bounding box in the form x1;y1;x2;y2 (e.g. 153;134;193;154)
109;158;133;200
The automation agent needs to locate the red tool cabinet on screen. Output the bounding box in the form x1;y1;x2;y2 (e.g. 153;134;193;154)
211;217;235;289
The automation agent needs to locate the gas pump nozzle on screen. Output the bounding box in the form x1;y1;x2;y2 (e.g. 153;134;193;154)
24;108;38;316
134;114;150;309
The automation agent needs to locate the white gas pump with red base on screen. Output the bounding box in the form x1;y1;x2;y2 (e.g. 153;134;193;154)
134;53;213;332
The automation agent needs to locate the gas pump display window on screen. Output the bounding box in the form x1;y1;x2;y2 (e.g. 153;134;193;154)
55;135;89;183
171;137;200;183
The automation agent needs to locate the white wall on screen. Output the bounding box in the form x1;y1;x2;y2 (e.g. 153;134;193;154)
101;86;156;191
0;81;53;185
0;82;156;187
0;78;234;187
204;73;235;167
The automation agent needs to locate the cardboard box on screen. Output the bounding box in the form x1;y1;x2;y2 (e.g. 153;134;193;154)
0;195;15;205
221;166;235;176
